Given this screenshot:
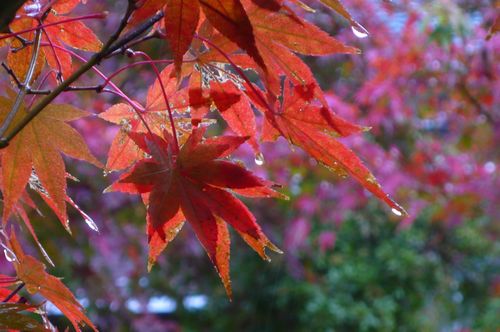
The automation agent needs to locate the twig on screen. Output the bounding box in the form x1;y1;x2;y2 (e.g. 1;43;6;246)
1;62;22;87
103;11;165;58
25;86;117;95
128;50;179;150
2;282;25;303
0;27;43;137
104;30;163;58
458;81;496;125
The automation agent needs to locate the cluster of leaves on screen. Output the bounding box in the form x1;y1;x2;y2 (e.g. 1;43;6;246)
0;0;412;329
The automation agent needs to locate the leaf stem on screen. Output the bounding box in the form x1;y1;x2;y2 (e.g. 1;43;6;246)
125;50;180;150
0;13;107;42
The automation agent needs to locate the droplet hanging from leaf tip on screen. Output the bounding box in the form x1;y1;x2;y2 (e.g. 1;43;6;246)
64;220;73;235
391;207;403;217
254;152;265;166
3;248;17;262
84;217;99;233
351;25;369;39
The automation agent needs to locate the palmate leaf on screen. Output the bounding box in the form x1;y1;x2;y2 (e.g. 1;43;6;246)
262;80;407;216
150;63;260;153
130;0;265;73
0;90;102;229
2;0;102;81
8;231;97;332
107;127;286;296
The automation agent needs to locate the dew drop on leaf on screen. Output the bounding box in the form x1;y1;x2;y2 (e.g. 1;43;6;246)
84;216;99;233
351;25;369;38
391;208;403;216
3;248;17;262
254;153;265;166
24;2;42;17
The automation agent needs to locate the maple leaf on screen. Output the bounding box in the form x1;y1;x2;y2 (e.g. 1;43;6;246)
0;277;46;331
108;127;286;296
148;63;260;152
100;63;255;171
99;65;183;171
99;103;167;171
131;0;265;73
8;231;97;332
0;90;102;228
3;0;102;81
198;0;357;104
262;80;407;215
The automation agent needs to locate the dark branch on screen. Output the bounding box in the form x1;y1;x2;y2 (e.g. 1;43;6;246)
2;283;25;303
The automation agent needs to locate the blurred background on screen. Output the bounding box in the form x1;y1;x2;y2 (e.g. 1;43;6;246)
2;0;499;331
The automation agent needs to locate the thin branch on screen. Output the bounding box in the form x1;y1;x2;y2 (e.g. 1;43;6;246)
104;30;163;58
1;62;22;87
458;81;496;125
100;59;174;88
25;86;116;95
0;27;43;137
44;42;155;135
2;282;25;303
103;11;165;58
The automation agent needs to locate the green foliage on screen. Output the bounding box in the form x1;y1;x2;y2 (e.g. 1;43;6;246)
178;211;498;332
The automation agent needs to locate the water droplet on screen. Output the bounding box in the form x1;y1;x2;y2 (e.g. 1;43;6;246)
391;208;403;216
3;248;17;262
84;216;99;232
64;220;73;235
24;2;42;17
351;25;369;39
254;153;265;166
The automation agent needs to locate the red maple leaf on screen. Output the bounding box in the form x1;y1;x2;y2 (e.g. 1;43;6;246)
108;127;286;295
262;80;407;215
3;0;102;81
130;0;266;74
8;231;97;332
